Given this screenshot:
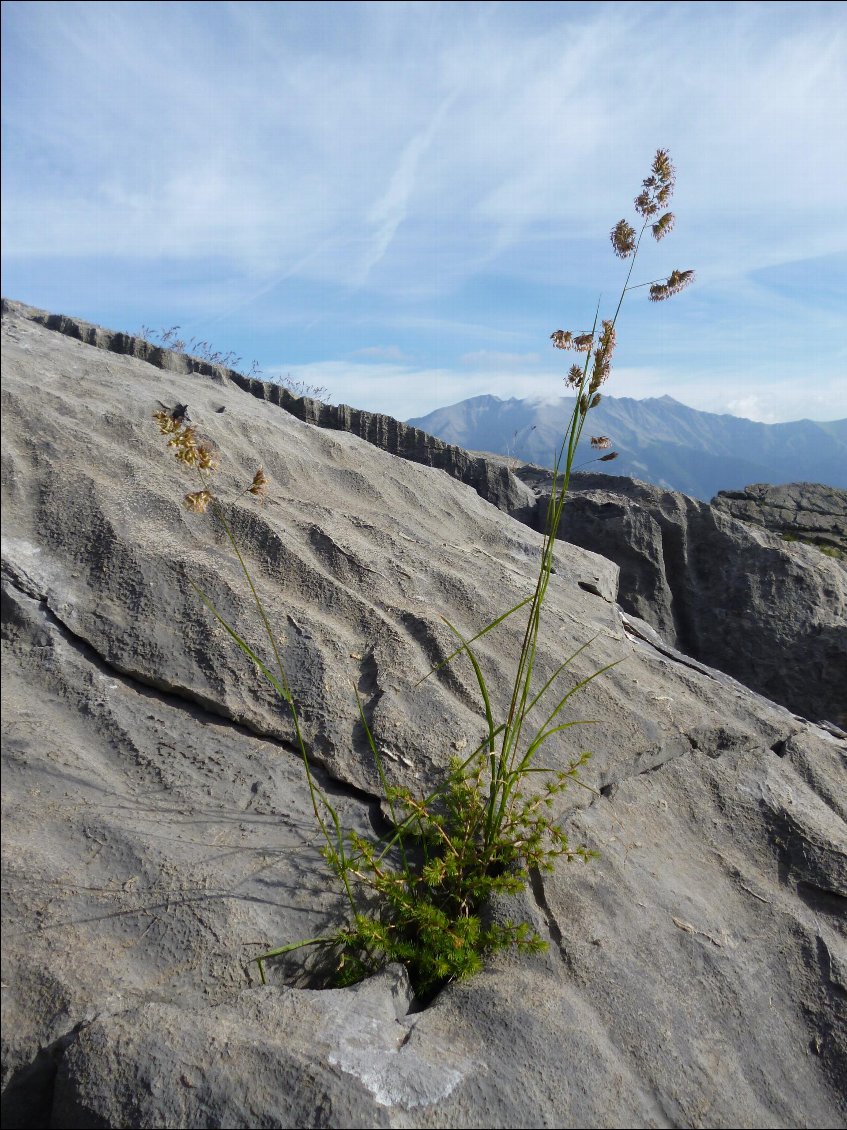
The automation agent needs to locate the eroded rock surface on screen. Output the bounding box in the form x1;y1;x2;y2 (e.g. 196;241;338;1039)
712;481;847;555
521;469;847;728
2;302;846;1129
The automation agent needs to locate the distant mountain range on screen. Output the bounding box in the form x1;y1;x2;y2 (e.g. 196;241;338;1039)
407;394;847;501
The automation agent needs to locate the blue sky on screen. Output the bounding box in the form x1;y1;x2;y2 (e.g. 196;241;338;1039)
2;1;845;422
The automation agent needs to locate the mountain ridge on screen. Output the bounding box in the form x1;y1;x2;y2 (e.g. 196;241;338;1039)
408;393;847;501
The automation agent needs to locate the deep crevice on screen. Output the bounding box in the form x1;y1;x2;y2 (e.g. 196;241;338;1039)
1;1022;84;1130
797;881;847;919
528;866;568;962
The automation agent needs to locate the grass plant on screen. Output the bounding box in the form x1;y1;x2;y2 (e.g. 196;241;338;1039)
155;150;693;1001
137;325;331;400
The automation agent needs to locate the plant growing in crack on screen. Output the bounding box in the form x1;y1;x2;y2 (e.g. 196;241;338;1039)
154;149;693;1001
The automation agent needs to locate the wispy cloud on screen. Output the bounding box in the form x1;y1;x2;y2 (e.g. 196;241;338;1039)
460;350;542;368
2;1;845;421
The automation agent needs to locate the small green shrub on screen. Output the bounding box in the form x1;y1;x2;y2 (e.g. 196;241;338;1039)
155;149;693;999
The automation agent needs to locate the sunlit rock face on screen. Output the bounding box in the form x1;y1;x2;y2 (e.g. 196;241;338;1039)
2;300;845;1129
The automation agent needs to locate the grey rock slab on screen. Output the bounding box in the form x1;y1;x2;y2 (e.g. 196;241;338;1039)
50;967;476;1129
524;469;847;727
3;302;846;1128
713;481;847;554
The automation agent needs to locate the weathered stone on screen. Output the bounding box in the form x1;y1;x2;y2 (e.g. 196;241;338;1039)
2;302;846;1129
713;481;847;555
0;299;538;528
521;469;847;728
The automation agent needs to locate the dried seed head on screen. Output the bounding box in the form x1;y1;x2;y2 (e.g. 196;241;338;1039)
550;330;574;350
590;392;602;407
197;444;219;471
634;189;657;219
183;489;214;513
167;424;202;467
565;364;584;389
652;148;675;187
651;212;675;241
590;436;613;450
247;467;268;498
589;320;616;393
649;268;695;302
635;149;676;219
611;219;637;258
573;333;594;352
153;409;181;435
599;451;619;462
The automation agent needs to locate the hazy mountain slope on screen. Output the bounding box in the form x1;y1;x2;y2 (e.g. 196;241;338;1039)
408;394;847;500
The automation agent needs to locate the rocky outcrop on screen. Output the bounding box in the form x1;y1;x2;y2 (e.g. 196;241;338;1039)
520;470;847;728
0;299;537;527
712;481;847;555
2;302;846;1129
3;301;843;728
230;374;537;524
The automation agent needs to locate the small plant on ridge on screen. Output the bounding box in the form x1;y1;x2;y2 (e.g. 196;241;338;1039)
154;149;693;1000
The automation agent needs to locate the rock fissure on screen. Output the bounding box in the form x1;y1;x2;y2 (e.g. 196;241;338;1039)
1;1018;89;1130
527;866;567;962
1;564;382;811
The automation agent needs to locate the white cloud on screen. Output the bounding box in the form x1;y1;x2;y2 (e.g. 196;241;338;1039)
460;350;542;368
3;1;845;425
266;356;846;425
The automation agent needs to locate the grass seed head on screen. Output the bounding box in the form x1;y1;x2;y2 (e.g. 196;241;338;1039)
565;363;584;388
247;467;268;499
611;219;637;258
183;489;214;513
649;268;696;301
651;212;675;241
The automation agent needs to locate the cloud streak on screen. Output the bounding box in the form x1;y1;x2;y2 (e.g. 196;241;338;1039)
2;1;844;422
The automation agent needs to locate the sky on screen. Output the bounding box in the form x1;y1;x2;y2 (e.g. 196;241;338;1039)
2;0;846;423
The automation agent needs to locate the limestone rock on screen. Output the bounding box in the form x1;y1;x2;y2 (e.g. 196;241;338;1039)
2;302;846;1128
523;470;847;728
712;481;847;555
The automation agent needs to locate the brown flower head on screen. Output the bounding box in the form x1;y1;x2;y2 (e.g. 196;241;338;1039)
183;489;214;513
588;319;616;393
652;148;675;187
598;451;619;462
197;443;219;471
649;268;695;302
635;149;676;220
611;219;636;259
153;408;180;435
651;212;675;241
590;436;613;450
551;329;594;353
565;364;584;389
167;424;201;467
247;467;268;499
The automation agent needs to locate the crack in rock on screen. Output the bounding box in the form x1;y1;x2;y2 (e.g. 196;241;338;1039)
1;561;381;809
